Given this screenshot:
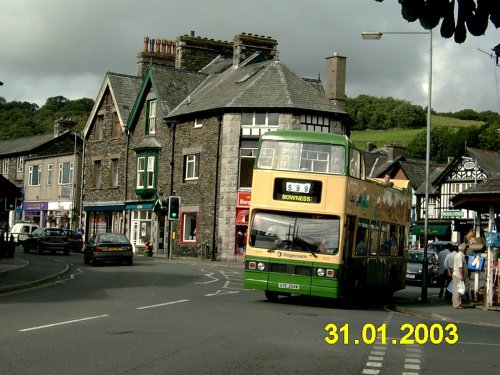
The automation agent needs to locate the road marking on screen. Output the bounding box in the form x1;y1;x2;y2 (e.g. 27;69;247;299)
55;268;83;283
19;314;109;332
136;299;189;310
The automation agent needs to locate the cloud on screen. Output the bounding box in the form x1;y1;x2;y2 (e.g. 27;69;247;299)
0;0;498;112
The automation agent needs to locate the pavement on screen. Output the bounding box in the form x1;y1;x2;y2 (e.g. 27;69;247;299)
1;249;499;328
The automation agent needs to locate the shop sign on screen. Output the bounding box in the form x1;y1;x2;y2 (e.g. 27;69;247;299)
441;210;464;218
237;192;251;207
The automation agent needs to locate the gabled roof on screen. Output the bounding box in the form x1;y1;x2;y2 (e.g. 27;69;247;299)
83;72;142;139
0;133;54;157
365;149;439;191
127;66;207;130
166;59;347;119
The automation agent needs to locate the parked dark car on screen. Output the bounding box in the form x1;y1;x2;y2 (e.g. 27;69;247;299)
83;232;133;266
23;227;70;255
406;249;439;286
64;229;84;252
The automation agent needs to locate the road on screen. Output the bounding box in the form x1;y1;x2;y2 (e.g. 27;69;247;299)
0;253;499;374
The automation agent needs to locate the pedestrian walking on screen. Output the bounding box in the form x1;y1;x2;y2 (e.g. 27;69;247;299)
444;245;457;302
438;243;452;298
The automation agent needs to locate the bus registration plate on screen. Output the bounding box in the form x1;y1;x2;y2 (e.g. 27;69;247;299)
286;181;311;194
279;282;300;290
406;273;415;279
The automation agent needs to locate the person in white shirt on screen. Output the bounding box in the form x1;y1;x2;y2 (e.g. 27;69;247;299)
452;243;467;308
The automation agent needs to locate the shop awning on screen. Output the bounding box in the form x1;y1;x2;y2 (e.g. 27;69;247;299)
411;224;451;236
84;203;125;212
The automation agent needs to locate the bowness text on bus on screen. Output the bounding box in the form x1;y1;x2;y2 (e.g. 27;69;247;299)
243;130;412;301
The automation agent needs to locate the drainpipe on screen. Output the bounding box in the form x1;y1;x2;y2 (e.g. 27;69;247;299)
123;129;130;235
211;115;222;260
79;135;85;239
167;121;177;259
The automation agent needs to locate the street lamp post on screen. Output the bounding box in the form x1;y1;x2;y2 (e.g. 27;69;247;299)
362;30;433;302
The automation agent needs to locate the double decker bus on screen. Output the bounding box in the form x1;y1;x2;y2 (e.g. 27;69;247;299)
243;130;412;301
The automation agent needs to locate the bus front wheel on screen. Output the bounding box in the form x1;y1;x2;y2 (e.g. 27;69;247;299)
265;291;279;301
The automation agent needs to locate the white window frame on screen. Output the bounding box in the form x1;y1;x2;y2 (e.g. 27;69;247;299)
147;100;156;134
137;157;145;188
241;112;279;136
146;156;155;188
16;156;24;173
184;154;199;181
2;159;8;175
181;212;197;243
29;165;41;186
47;164;53;185
136;156;155;189
58;162;74;185
194;118;203;128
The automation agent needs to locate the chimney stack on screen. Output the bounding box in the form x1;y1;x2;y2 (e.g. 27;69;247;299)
136;36;177;76
232;33;278;67
54;117;76;137
385;144;406;160
324;53;346;111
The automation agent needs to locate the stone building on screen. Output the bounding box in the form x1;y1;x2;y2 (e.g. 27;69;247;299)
82;31;351;261
82;72;142;236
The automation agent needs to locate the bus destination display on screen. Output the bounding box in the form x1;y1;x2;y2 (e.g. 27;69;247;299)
273;178;322;203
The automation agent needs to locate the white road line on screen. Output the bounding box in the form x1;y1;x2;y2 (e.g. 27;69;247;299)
136;299;189;310
19;314;109;332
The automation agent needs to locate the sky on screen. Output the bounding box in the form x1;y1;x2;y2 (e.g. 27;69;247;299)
0;0;499;113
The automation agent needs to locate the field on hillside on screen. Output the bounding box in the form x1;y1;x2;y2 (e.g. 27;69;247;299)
349;115;485;149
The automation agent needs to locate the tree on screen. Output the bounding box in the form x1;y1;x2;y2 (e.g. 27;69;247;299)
406;126;460;162
478;123;500;150
375;0;500;43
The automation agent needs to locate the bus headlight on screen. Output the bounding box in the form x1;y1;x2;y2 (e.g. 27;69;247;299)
317;268;325;277
257;262;266;271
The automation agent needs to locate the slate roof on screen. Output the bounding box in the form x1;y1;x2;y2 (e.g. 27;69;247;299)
466;147;500;176
149;66;208;118
0;133;55;157
83;72;142;138
451;174;500;212
364;148;439;191
166;58;347;119
127;66;208;129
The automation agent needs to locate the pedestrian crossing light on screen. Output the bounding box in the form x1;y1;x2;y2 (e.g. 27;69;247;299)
168;196;181;220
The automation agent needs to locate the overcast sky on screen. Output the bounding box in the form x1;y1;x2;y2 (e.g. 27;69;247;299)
1;0;499;113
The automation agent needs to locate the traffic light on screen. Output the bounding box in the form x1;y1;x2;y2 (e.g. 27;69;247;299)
4;197;16;211
167;196;181;220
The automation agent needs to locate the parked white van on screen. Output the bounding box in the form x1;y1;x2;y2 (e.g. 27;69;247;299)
10;223;39;244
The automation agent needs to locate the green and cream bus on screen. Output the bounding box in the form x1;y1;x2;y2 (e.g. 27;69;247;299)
243;130;412;301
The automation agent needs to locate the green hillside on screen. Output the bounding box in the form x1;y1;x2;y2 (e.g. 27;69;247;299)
350;115;485;149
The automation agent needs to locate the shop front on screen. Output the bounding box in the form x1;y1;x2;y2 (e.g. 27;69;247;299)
47;201;73;229
235;192;250;255
83;202;125;239
127;202;154;253
22;201;48;227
